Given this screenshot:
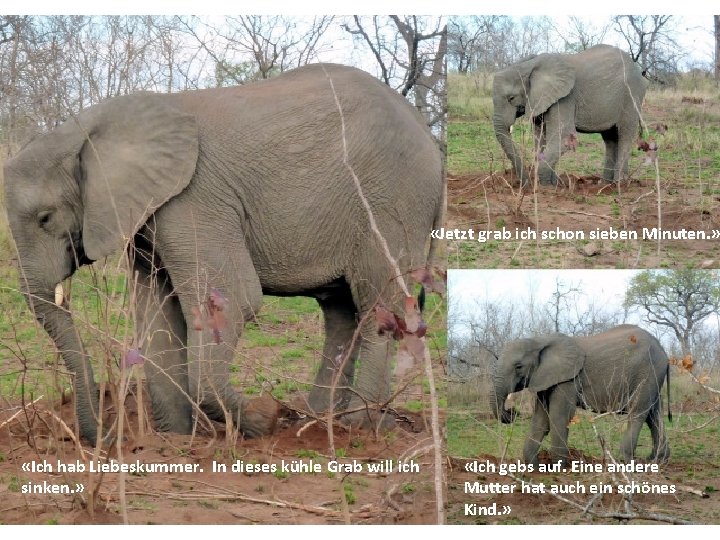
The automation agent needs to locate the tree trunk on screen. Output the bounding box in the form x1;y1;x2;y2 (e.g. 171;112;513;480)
714;15;719;85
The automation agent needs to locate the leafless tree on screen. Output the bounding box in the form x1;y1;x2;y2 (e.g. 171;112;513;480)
715;15;720;83
179;16;335;85
613;15;681;80
624;269;720;358
342;16;446;140
559;16;611;52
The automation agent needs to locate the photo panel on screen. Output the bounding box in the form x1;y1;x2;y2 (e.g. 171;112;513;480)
446;15;720;269
446;269;720;524
0;15;447;525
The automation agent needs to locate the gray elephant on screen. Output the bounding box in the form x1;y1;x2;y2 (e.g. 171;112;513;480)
491;324;671;465
493;44;647;185
4;63;444;443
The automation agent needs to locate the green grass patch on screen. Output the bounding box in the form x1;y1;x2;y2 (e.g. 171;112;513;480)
448;71;720;184
448;408;720;467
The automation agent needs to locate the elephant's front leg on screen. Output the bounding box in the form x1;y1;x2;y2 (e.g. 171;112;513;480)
523;394;550;467
536;101;574;185
546;381;577;466
132;254;192;434
155;210;276;438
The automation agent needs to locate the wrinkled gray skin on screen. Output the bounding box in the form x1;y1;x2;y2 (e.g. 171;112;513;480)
493;44;647;185
4;63;444;443
491;325;670;465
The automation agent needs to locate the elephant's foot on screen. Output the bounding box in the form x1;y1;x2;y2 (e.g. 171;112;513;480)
537;162;559;186
649;445;670;464
538;172;558;186
239;394;280;438
339;407;396;431
306;386;352;416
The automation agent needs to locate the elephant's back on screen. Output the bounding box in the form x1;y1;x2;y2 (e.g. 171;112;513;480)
578;325;667;386
165;64;442;293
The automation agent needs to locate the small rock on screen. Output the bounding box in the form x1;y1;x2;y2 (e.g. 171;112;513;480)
582;242;602;257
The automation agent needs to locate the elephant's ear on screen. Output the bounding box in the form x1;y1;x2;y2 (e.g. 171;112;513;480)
77;94;199;261
527;335;584;392
526;55;575;117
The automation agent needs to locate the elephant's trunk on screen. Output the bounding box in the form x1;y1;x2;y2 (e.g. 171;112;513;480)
24;278;100;443
489;378;516;424
493;115;529;185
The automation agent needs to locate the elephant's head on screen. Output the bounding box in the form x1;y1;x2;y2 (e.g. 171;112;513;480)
490;334;584;423
3;94;199;441
492;54;575;183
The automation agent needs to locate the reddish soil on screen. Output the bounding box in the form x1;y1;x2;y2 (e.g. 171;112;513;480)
0;388;442;524
448;172;720;269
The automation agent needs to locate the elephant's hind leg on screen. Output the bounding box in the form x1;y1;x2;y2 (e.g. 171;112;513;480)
620;414;645;462
307;288;360;414
601;128;619;181
614;123;636;181
645;400;670;463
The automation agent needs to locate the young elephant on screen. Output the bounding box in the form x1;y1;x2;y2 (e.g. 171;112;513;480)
4;63;444;443
492;44;647;185
491;325;671;465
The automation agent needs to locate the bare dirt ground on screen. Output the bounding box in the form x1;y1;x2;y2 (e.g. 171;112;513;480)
0;389;441;524
446;390;720;525
447;172;720;269
448;450;720;525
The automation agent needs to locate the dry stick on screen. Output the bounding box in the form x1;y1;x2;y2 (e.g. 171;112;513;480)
509;471;693;524
687;371;720;395
620;49;660;257
654;156;662;258
321;64;444;523
132;489;341;517
154;479;343;517
545;209;611;219
0;396;44;430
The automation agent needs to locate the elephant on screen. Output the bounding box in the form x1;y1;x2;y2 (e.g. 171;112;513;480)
492;44;647;185
3;62;444;444
491;324;671;466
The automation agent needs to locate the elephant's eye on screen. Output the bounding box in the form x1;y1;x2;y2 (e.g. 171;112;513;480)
37;210;52;227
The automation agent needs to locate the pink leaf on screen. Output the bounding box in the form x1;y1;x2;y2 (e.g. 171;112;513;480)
208;287;228;312
122;348;144;369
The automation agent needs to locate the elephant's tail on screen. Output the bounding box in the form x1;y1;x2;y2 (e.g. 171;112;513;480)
426;167;447;271
666;362;673;423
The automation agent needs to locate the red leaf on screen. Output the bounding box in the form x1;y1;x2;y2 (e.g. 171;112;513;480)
375;305;397;335
410;268;432;288
404;295;420;333
191;306;204;331
563;131;578;152
395;334;428;378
